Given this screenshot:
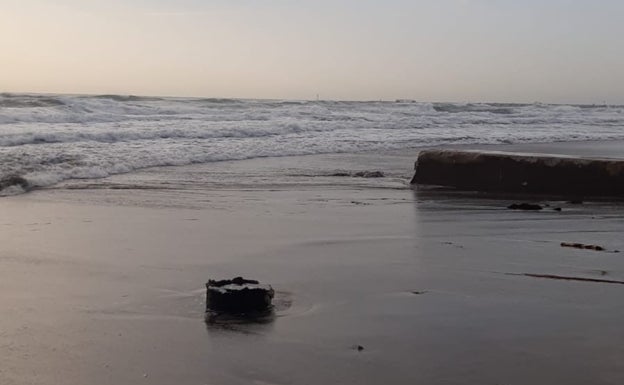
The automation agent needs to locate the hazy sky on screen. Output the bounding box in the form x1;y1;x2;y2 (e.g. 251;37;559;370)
1;0;623;103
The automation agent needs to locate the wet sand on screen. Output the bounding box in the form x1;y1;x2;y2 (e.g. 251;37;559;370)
1;141;624;385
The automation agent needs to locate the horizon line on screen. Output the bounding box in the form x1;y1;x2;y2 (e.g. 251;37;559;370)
1;89;620;107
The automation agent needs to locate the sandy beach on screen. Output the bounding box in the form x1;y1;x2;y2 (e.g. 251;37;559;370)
1;141;624;385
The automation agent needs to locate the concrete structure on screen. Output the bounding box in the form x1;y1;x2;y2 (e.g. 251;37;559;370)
206;277;274;313
411;150;624;196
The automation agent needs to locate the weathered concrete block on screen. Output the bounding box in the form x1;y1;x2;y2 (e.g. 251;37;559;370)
411;150;624;196
206;277;274;313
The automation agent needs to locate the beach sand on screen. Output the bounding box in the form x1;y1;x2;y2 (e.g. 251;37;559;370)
1;141;623;385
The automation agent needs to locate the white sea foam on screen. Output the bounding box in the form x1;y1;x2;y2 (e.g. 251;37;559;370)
1;93;623;193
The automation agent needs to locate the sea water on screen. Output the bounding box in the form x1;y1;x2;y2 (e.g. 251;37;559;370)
1;93;623;194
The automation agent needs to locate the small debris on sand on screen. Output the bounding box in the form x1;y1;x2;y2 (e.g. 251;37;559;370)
353;171;385;178
411;290;427;295
441;241;464;249
561;242;606;251
507;203;543;210
508;273;624;285
329;171;385;178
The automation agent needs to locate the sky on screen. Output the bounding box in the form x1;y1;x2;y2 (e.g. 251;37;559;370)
1;0;623;103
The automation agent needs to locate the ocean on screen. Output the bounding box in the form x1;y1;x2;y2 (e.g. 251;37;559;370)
1;93;623;195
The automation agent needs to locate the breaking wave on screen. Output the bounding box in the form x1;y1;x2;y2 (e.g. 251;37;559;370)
1;93;623;194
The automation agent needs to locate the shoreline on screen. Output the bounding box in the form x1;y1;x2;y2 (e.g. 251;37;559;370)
2;138;624;200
